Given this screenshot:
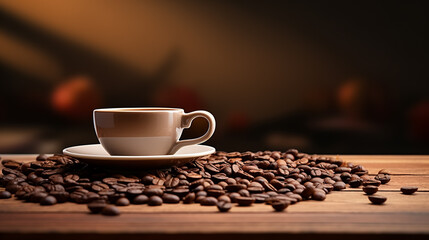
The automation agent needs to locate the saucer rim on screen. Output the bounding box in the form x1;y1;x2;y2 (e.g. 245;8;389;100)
63;144;215;161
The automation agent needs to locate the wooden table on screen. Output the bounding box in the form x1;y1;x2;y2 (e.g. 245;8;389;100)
1;155;428;240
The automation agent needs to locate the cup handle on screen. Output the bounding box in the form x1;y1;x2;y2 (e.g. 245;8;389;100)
169;110;216;154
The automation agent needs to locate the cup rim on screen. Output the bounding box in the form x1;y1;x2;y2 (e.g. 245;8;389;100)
93;107;184;113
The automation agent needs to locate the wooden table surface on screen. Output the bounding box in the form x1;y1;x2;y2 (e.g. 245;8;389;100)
1;155;429;240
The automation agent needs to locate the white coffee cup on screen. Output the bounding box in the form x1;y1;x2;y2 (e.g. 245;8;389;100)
93;107;216;156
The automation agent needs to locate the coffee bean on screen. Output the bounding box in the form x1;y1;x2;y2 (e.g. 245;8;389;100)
288;193;302;202
183;192;196;204
88;201;107;214
148;195;163;206
101;205;120;216
187;172;202;181
368;195;387;205
118;177;139;184
229;192;240;203
143;188;164;196
196;190;207;197
378;169;391;175
64;174;79;184
225;184;247;192
14;190;26;200
218;195;231;203
49;191;69;203
200;196;218;206
362;186;378;195
238;189;250;197
375;174;391;184
40;196;57;205
271;200;290;211
266;191;278;197
29;192;48;203
1;159;21;169
235;196;255;206
91;181;110;192
102;177;118;185
116;197;130;206
133;195;149;204
162;193;180;203
207;189;225;197
312;189;326;201
335;167;352;173
301;186;315;199
400;186;418;195
322;184;334;193
70;189;91;203
0;191;12;199
212;173;229;182
195;195;205;203
277;188;291;194
217;201;232;212
348;178;362;188
333;181;346;191
293;188;304;194
5;183;21;194
36;154;49;161
127;188;143;196
49;174;64;185
362;179;381;187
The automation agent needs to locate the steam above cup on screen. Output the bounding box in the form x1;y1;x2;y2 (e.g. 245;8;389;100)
93;108;216;156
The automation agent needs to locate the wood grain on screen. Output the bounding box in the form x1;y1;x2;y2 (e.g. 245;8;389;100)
1;154;429;239
0;212;428;234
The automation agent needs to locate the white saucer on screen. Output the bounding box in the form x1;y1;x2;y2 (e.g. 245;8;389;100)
63;144;215;168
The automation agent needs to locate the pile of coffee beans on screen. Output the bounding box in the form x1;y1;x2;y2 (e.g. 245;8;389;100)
0;150;402;215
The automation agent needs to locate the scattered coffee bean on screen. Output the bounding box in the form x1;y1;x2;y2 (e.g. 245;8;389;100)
238;189;250;197
0;191;12;199
271;200;290;212
378;169;391;175
29;192;48;203
362;179;381;187
301;186;315;199
133;195;149;204
348;178;362;188
235;196;255;206
148;196;163;206
1;159;21;169
101;205;120;216
229;192;240;203
162;193;180;203
183;192;196;204
375;174;391;184
217;201;232;212
400;186;418;195
40;196;57;205
333;181;346;191
116;197;130;206
88;201;107;214
36;154;49;161
368;195;387;205
362;186;378;195
312;189;326;201
49;191;69;203
143;188;163;196
340;172;352;183
0;150;394;214
200;196;218;206
218;195;231;203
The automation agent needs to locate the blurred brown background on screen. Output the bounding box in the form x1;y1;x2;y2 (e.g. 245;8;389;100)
0;0;428;154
